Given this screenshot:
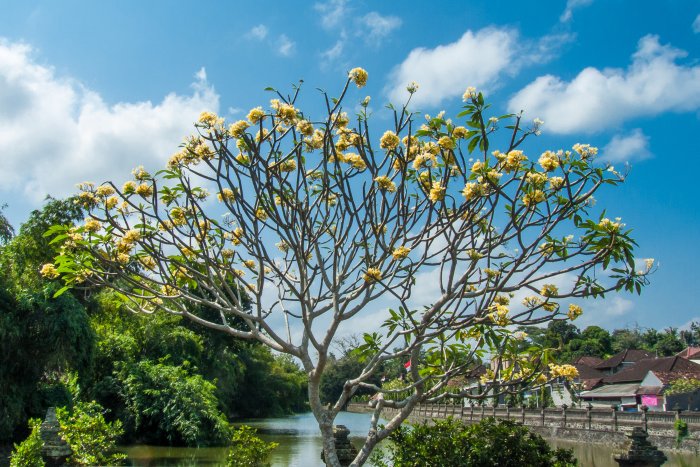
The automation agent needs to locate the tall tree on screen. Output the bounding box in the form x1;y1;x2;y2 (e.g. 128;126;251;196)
47;71;649;466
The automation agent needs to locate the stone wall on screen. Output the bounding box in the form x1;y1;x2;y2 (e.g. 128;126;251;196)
346;402;700;453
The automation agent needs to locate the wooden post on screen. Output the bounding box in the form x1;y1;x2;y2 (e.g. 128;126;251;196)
481;405;485;421
641;405;648;432
541;407;546;426
611;405;618;432
521;405;526;425
470;405;474;422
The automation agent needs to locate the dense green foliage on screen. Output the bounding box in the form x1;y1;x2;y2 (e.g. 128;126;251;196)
9;419;44;467
227;425;278;467
666;377;700;396
56;401;126;466
0;199;307;447
519;320;692;363
374;417;578;467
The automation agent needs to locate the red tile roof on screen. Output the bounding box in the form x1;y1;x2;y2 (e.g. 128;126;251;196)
677;347;700;359
603;356;700;384
595;349;654;370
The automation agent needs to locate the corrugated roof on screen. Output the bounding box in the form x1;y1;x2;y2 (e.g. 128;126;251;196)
677;347;700;359
595;349;654;370
581;383;641;398
604;356;700;384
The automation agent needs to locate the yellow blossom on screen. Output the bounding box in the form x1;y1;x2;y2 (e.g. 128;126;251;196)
198;111;223;126
522;296;543;308
132;166;150;180
438;136;456;150
135;183;153;197
462;87;477;101
105;196;119;210
95;185;115;197
255;208;267;220
122;181;137;194
247;106;266;124
392;246;411;261
526;172;547;186
502;150;527;172
549;364;578;380
462;182;482;201
296;120;314;136
276;240;290;253
549;177;565;190
572;143;598;159
428;181;446;203
84;218;101;233
379;131;400;151
306;129;325;150
231;227;244;245
453;126;468;139
538;150;560;172
348;67;368;88
489;304;510;326
139;256;157;270
116;252;131;264
217;188;236;202
344;152;366;170
374;175;396;193
471;160;484;172
277;103;298;124
40;263;59;279
522;190;545;207
568;304;583;320
363;267;382;283
243;260;256;269
222;249;234;259
228;120;250;138
540;284;559;297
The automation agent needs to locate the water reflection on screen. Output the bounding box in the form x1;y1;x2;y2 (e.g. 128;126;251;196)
123;412;700;467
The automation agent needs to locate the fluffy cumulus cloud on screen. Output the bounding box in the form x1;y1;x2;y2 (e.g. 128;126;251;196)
0;40;219;203
276;34;296;56
247;24;268;40
359;11;401;45
601;129;652;163
386;28;517;108
508;35;700;134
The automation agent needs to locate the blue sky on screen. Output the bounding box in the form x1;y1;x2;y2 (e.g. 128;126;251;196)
0;0;699;332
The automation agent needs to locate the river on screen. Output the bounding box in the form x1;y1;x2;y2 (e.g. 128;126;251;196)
123;411;700;466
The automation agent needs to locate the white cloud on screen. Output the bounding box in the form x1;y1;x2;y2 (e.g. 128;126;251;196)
314;0;348;30
321;40;344;62
359;12;401;46
693;14;700;33
276;34;296;57
247;24;268;40
0;40;219;203
386;28;518;108
601;129;652;163
560;0;594;22
508;35;700;134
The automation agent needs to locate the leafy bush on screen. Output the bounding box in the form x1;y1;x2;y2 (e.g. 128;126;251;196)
9;418;44;467
667;377;700;396
227;425;278;467
375;417;578;467
117;359;232;446
55;401;126;466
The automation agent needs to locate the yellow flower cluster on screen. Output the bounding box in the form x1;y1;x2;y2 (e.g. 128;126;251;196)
526;172;547;187
276;103;298;125
599;217;623;232
374;175;396;193
135;183;153;197
462;86;477;101
217;188;236;202
549;177;565;190
572;143;598;159
540;284;559;297
489;304;510;326
230;227;244;245
549;363;579;380
453;126;468;139
522;190;545;207
538;151;560;172
392;246;411;261
306;129;325;150
95;185;115;197
437;136;455;150
344;152;366;170
348;67;368;88
495;150;528;173
40;263;60;279
380;131;400;150
428;182;446;203
363;267;382;283
296;120;314;136
139;256;157;270
198;111;224;127
229;120;250;138
105;196;119;209
247;107;266;124
568;304;583;320
84;218;101;233
462;182;483;201
243;260;256;269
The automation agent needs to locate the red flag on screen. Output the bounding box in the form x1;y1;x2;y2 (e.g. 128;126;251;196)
404;360;411;372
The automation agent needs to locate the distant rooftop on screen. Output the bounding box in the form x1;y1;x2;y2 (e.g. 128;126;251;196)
595;349;654;370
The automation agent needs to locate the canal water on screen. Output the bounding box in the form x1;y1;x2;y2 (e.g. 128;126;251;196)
123;411;700;466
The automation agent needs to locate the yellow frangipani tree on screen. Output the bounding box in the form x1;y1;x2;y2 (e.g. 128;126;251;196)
45;68;650;466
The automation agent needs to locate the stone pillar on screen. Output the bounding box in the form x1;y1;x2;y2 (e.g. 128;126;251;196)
614;427;667;467
321;425;358;467
587;403;592;431
521;405;526;425
40;407;71;466
562;403;568;428
612;405;618;432
641;405;649;432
